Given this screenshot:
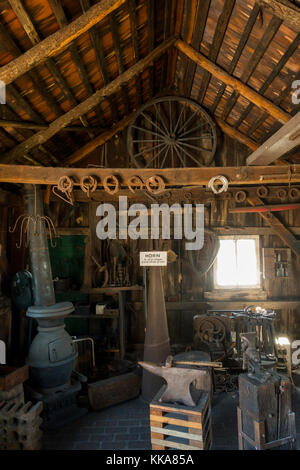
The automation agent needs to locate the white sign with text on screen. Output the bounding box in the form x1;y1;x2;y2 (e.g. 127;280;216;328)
139;251;167;266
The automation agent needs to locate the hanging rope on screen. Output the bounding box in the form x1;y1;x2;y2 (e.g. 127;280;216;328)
52;176;74;205
80;175;98;198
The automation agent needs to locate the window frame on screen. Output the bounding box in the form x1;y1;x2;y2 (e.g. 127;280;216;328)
213;235;261;290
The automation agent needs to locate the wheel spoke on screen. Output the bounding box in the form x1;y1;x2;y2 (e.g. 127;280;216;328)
154;104;169;134
178;122;208;138
176;109;199;135
173;105;186;134
171;145;174;168
175;143;203;166
173;144;187;167
178;134;212;141
141;112;168;137
179;141;212;154
145;144;168;168
133;142;165;159
132;124;166;139
169;101;173;134
160;146;170;169
129;97;216;169
133;139;165;143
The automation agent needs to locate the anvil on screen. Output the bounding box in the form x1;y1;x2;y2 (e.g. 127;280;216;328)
138;360;206;407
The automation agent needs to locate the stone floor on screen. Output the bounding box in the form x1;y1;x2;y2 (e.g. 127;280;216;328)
42;391;300;450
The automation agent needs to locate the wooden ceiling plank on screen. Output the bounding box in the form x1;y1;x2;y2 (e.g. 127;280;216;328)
159;0;171;91
109;12;125;74
7;0;40;45
244;69;300;139
1;0;89;127
176;40;290;123
197;0;235;104
6;84;44;124
49;0;106;128
0;99;55;165
45;57;93;134
79;0;119;125
246;111;300;165
147;0;155;99
183;0;211;97
168;0;184;88
256;0;300;32
1;37;176;163
222;16;282;121
128;0;139;62
0;16;63;119
1;163;300;186
0;0;126;85
4;1;94;138
109;12;131;115
135;75;142;109
210;3;260;114
234;31;300;130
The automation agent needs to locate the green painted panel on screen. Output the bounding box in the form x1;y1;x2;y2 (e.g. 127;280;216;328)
48;235;88;303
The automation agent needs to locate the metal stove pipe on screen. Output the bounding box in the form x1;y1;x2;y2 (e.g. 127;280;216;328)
23;184;55;306
24;184;77;393
141;266;170;402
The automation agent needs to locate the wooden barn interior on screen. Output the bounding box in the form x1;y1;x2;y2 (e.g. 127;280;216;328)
0;0;300;452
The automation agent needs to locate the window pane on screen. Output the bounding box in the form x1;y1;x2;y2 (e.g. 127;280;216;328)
215;239;237;286
236;239;259;286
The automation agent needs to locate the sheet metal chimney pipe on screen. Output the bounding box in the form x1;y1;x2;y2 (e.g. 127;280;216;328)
141;266;170;402
23;184;55;306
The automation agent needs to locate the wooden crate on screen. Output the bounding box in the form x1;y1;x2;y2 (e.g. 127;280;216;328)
150;386;212;450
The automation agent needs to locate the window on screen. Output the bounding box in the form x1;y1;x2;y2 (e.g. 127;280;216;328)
214;235;261;289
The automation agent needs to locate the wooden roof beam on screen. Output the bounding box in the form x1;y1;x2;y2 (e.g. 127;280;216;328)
1;37;176;164
215;119;258;151
0;0;127;85
0;119;101;132
175;39;290;124
1;163;300;186
65;113;135;165
246;111;300;165
256;0;300;32
5;2;93;135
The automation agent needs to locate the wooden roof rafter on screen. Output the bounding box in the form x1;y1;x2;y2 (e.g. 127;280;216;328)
1;36;176;164
221;15;283;122
197;0;235;105
175;40;290;124
48;0;107;130
0;0;127;85
257;0;300;32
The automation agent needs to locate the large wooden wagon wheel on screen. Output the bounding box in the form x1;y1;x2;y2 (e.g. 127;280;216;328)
127;96;217;168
